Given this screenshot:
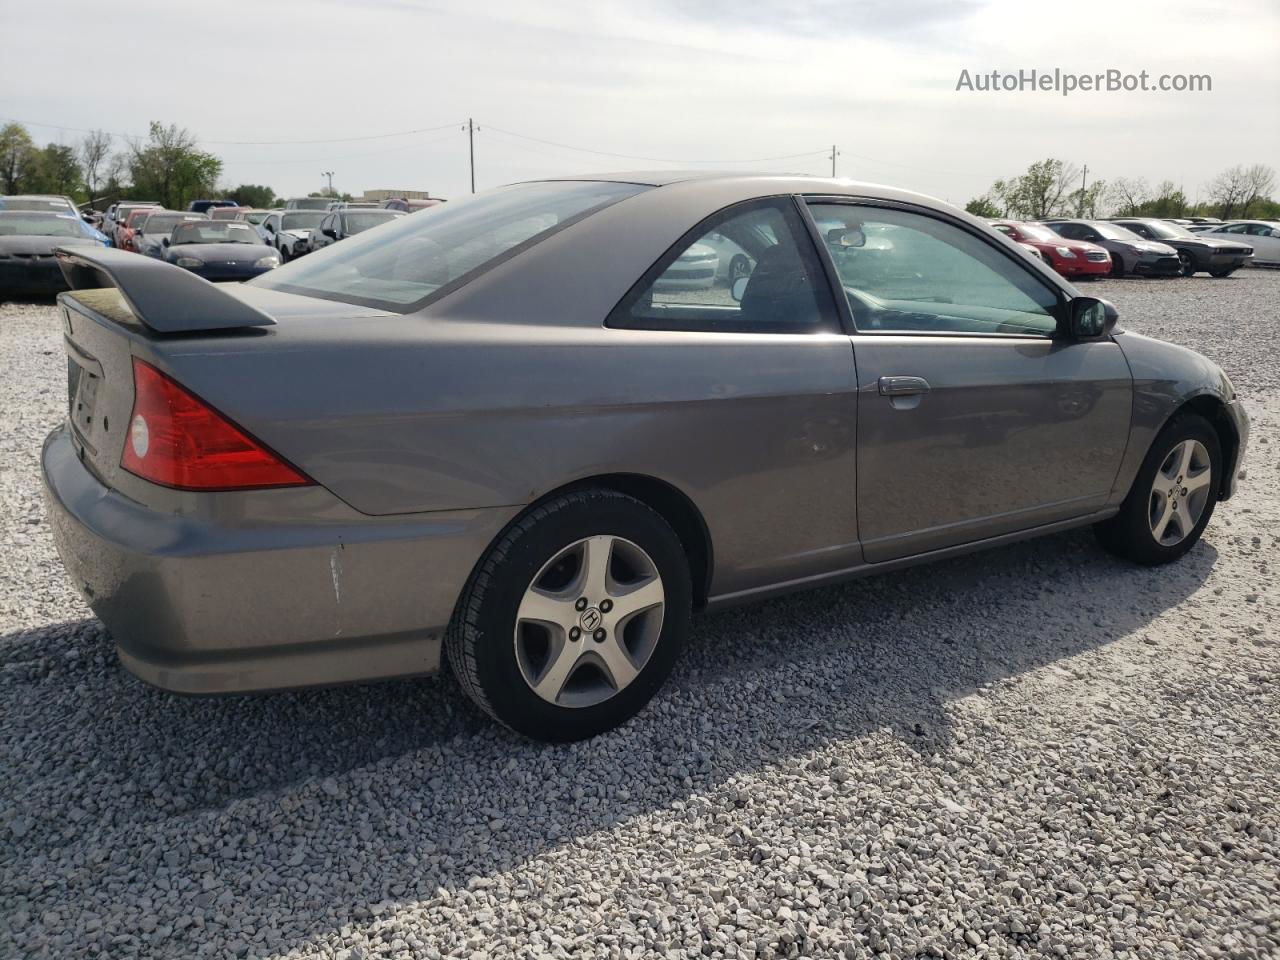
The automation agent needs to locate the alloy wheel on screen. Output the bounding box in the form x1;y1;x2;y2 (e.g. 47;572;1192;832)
1148;439;1212;546
513;535;665;708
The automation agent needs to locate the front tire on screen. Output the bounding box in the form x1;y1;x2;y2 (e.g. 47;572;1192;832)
1109;255;1126;278
1178;251;1196;277
446;489;692;741
1094;413;1221;566
1210;267;1236;278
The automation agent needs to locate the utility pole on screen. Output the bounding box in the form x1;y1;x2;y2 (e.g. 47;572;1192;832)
467;118;476;194
830;145;839;178
1077;164;1088;216
322;170;334;195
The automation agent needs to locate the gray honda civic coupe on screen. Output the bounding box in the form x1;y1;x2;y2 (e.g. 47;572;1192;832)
42;172;1248;740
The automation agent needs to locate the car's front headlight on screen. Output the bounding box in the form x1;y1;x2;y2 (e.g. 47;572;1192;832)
254;255;280;269
1055;247;1077;258
175;256;204;268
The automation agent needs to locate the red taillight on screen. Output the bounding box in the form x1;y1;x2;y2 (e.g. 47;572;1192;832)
121;358;314;491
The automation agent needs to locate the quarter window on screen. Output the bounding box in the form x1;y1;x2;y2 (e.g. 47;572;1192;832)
806;202;1061;337
609;199;836;333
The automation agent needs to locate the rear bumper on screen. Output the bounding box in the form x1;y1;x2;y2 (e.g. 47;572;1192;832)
41;427;518;694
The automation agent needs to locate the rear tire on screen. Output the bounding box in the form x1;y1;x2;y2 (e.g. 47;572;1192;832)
1094;413;1221;566
445;489;692;741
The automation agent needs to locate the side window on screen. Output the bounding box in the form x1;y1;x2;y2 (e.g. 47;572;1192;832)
807;202;1060;337
1224;224;1248;234
608;199;837;333
1127;223;1151;238
1052;223;1080;240
1248;223;1276;236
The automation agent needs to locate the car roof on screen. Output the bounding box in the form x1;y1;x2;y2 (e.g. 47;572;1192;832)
0;210;73;217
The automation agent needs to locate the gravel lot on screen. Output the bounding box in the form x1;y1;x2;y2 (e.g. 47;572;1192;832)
2;272;1278;959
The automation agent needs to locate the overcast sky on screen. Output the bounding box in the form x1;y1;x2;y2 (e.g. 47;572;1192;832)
2;0;1277;205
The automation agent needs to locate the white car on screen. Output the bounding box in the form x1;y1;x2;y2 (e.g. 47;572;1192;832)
652;240;720;289
261;210;326;261
1197;221;1280;266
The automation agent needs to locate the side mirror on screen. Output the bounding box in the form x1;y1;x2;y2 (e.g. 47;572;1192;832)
161;237;169;247
730;276;749;302
1070;296;1118;339
322;227;337;238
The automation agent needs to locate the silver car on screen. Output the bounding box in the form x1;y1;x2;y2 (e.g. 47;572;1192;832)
43;173;1249;741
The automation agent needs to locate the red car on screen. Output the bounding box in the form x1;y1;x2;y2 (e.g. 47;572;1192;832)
990;220;1111;278
118;207;161;253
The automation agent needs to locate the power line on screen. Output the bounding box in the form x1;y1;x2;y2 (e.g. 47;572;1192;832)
0;115;466;146
479;124;831;165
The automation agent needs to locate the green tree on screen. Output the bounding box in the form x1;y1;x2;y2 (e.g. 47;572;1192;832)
30;143;83;198
128;121;222;209
964;195;1003;218
0;122;38;194
228;183;278;208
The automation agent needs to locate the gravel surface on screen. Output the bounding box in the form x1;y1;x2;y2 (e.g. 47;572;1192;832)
2;272;1278;959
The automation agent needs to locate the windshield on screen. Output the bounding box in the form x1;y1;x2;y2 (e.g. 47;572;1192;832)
0;213;83;237
345;211;403;234
282;212;326;230
1134;220;1194;239
141;215;205;234
1013;223;1059;242
288;198;332;211
256;180;646;310
1091;222;1141;241
1;197;75;213
242;211;270;224
172;222;264;245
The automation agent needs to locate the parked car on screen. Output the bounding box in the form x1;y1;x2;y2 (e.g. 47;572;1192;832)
43;173;1249;741
105;202;159;247
234;208;275;241
1042;219;1181;277
989;220;1110;278
209;206;247;221
260;210;326;260
381;197;446;213
326;201;381;211
283;197;334;211
133;211;209;259
1108;218;1254;277
308;209;406;251
0;212;102;297
0;195;110;245
1184;217;1222;225
118;207;165;253
162;220;280;279
1194;221;1280;266
186;199;239;214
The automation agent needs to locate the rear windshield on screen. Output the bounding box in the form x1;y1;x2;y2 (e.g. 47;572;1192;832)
287;198;332;210
254;180;646;310
0;213;82;237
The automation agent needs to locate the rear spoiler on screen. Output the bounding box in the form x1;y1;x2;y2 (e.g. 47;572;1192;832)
54;246;275;334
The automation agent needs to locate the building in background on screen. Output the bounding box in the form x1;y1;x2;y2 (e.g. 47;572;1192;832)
362;189;432;201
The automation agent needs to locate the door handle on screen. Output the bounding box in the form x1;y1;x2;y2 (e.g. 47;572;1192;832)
878;376;931;397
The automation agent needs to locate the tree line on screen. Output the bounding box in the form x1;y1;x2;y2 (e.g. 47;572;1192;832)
965;158;1279;221
0;121;278;211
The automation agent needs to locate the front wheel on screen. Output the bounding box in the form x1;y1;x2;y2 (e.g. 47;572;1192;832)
1094;413;1221;565
1109;255;1126;278
1210;268;1236;278
446;489;692;741
1178;251;1196;277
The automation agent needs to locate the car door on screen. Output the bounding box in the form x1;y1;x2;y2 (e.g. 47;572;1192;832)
1245;223;1280;261
805;200;1132;563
